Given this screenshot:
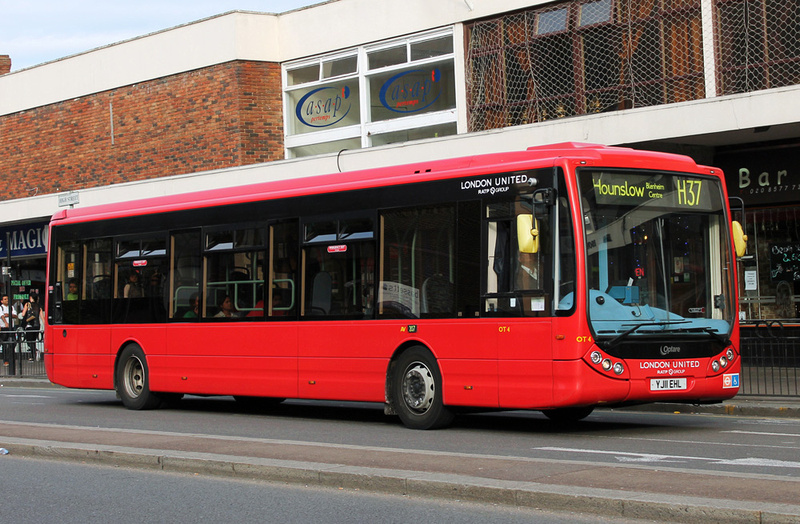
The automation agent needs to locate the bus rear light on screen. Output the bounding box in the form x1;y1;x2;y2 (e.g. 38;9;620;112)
613;362;624;375
590;351;602;364
602;359;612;371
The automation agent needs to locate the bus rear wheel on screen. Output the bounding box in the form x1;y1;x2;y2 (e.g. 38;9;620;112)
116;344;161;410
391;346;454;430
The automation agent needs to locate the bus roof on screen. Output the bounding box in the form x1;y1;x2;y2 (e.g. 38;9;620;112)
51;143;710;225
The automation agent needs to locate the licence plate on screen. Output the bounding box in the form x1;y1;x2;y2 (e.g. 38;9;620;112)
650;378;687;391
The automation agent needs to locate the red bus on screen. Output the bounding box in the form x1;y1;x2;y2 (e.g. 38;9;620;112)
45;143;743;429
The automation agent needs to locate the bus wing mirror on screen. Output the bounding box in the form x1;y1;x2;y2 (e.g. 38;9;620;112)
732;220;748;257
517;214;540;254
532;188;556;219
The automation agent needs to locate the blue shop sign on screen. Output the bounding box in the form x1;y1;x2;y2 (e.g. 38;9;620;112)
0;221;49;258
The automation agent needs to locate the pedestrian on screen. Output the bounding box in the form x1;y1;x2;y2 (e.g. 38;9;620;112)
19;294;43;361
1;294;10;366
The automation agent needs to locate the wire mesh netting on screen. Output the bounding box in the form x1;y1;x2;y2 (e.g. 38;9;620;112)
465;0;706;132
465;0;800;133
716;0;800;96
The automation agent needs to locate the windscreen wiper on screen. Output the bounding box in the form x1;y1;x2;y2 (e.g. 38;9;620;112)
659;326;731;346
601;320;689;350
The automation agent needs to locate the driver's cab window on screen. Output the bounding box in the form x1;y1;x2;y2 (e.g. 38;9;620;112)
485;197;551;316
482;168;575;317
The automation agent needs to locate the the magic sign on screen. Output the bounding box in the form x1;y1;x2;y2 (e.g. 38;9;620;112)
0;221;49;258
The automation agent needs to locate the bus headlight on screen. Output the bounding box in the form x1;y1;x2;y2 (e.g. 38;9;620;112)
602;359;612;371
726;348;734;361
712;360;720;372
613;362;624;375
719;356;728;368
590;351;602;364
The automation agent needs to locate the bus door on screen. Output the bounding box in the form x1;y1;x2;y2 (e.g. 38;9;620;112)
483;170;576;407
298;215;379;400
49;238;114;387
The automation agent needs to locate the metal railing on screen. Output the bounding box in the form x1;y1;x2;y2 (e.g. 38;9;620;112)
1;328;45;377
740;321;800;397
6;322;798;394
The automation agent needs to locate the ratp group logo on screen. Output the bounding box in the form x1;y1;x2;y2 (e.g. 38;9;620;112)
296;86;352;128
379;68;442;114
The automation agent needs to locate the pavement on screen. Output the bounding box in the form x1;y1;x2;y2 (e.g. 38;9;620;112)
2;376;800;523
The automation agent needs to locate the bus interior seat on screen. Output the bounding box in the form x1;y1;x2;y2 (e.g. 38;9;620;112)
92;275;112;299
310;272;332;315
421;274;453;314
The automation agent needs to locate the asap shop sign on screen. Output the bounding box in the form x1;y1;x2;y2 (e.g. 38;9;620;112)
296;86;353;128
379;68;443;114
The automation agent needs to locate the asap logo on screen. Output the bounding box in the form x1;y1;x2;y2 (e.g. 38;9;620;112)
295;86;353;128
379;69;443;114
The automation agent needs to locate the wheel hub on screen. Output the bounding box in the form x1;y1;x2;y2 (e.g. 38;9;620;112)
402;362;435;414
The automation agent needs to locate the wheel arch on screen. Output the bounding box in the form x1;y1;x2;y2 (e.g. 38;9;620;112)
113;339;146;392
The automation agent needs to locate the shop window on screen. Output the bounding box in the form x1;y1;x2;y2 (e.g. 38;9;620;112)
284;29;457;158
740;208;800;320
536;8;568;34
579;0;612;27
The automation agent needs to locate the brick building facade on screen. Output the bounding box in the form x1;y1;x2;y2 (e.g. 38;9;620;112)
0;60;283;201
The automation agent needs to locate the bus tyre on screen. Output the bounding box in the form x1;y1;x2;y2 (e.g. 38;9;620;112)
391;347;454;430
541;406;594;424
116;345;161;410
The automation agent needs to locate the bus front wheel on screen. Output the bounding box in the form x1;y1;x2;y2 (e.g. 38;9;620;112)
390;346;454;430
116;344;161;410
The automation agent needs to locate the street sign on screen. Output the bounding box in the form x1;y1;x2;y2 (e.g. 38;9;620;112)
58;191;80;207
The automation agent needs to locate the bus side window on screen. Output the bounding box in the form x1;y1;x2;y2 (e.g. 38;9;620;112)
203;227;266;320
379;204;456;319
170;230;201;320
556;192;576;313
83;238;113;324
112;236;168;324
269;221;298;318
484;193;552;317
301;217;375;318
456;201;481;317
56;241;81;324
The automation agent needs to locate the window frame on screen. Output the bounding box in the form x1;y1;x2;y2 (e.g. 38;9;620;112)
283;28;458;158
